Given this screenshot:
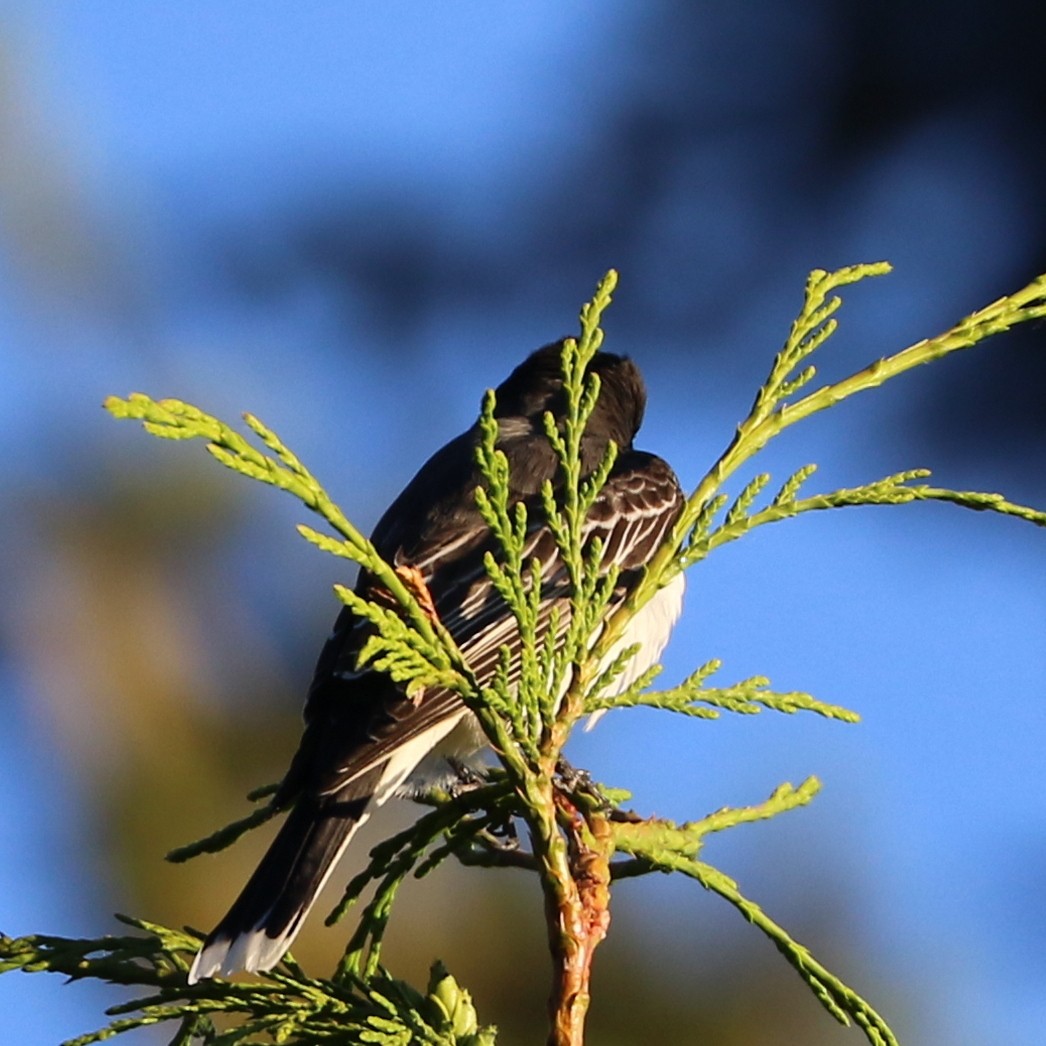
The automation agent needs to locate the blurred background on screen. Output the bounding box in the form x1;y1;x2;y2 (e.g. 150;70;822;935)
0;3;1044;1043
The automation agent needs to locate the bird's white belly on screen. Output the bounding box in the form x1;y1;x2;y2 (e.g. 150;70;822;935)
406;571;685;784
603;571;685;693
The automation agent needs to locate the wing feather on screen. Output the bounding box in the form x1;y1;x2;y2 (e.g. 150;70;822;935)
290;450;682;800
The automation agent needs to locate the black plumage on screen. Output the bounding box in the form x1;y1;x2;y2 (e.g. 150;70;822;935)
189;342;684;982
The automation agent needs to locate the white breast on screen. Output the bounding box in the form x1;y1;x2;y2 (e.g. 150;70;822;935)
405;571;685;785
586;571;685;727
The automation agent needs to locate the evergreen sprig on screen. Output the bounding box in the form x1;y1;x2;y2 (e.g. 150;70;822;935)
103;395;475;703
468;277;625;766
6;263;1045;1043
615;262;1046;607
593;657;859;722
683;466;1046;567
609;779;895;1045
0;916;493;1045
328;782;516;983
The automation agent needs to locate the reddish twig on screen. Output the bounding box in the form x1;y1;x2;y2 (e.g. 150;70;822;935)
543;790;613;1046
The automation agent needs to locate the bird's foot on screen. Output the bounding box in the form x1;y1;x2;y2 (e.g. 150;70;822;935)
555;757;612;812
446;756;488;798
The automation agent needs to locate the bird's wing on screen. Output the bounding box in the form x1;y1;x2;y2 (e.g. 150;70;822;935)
434;451;683;691
287;450;683;800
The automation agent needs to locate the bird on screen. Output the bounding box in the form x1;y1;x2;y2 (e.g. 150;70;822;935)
188;341;685;983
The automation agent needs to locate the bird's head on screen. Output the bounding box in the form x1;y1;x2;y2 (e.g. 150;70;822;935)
492;341;647;450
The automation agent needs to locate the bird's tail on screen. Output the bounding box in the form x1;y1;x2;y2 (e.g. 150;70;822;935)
187;775;378;983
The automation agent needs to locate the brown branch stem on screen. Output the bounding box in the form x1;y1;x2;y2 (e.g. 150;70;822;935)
536;788;613;1046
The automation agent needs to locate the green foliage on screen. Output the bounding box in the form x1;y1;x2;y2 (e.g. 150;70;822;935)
104;394;475;704
0;917;494;1045
595;656;861;722
470;276;627;768
5;263;1046;1044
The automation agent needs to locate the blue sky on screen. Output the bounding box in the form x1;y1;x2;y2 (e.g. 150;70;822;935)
1;4;1043;1043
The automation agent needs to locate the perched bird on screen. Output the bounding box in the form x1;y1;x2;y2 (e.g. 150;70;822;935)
188;342;685;982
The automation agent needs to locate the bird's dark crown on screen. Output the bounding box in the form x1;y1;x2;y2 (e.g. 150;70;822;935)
492;341;646;449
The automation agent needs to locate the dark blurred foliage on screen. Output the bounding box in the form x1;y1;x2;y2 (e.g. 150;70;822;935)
2;1;1044;1042
204;0;1046;475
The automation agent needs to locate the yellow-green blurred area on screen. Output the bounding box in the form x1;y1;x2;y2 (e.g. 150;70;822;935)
1;3;1045;1044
